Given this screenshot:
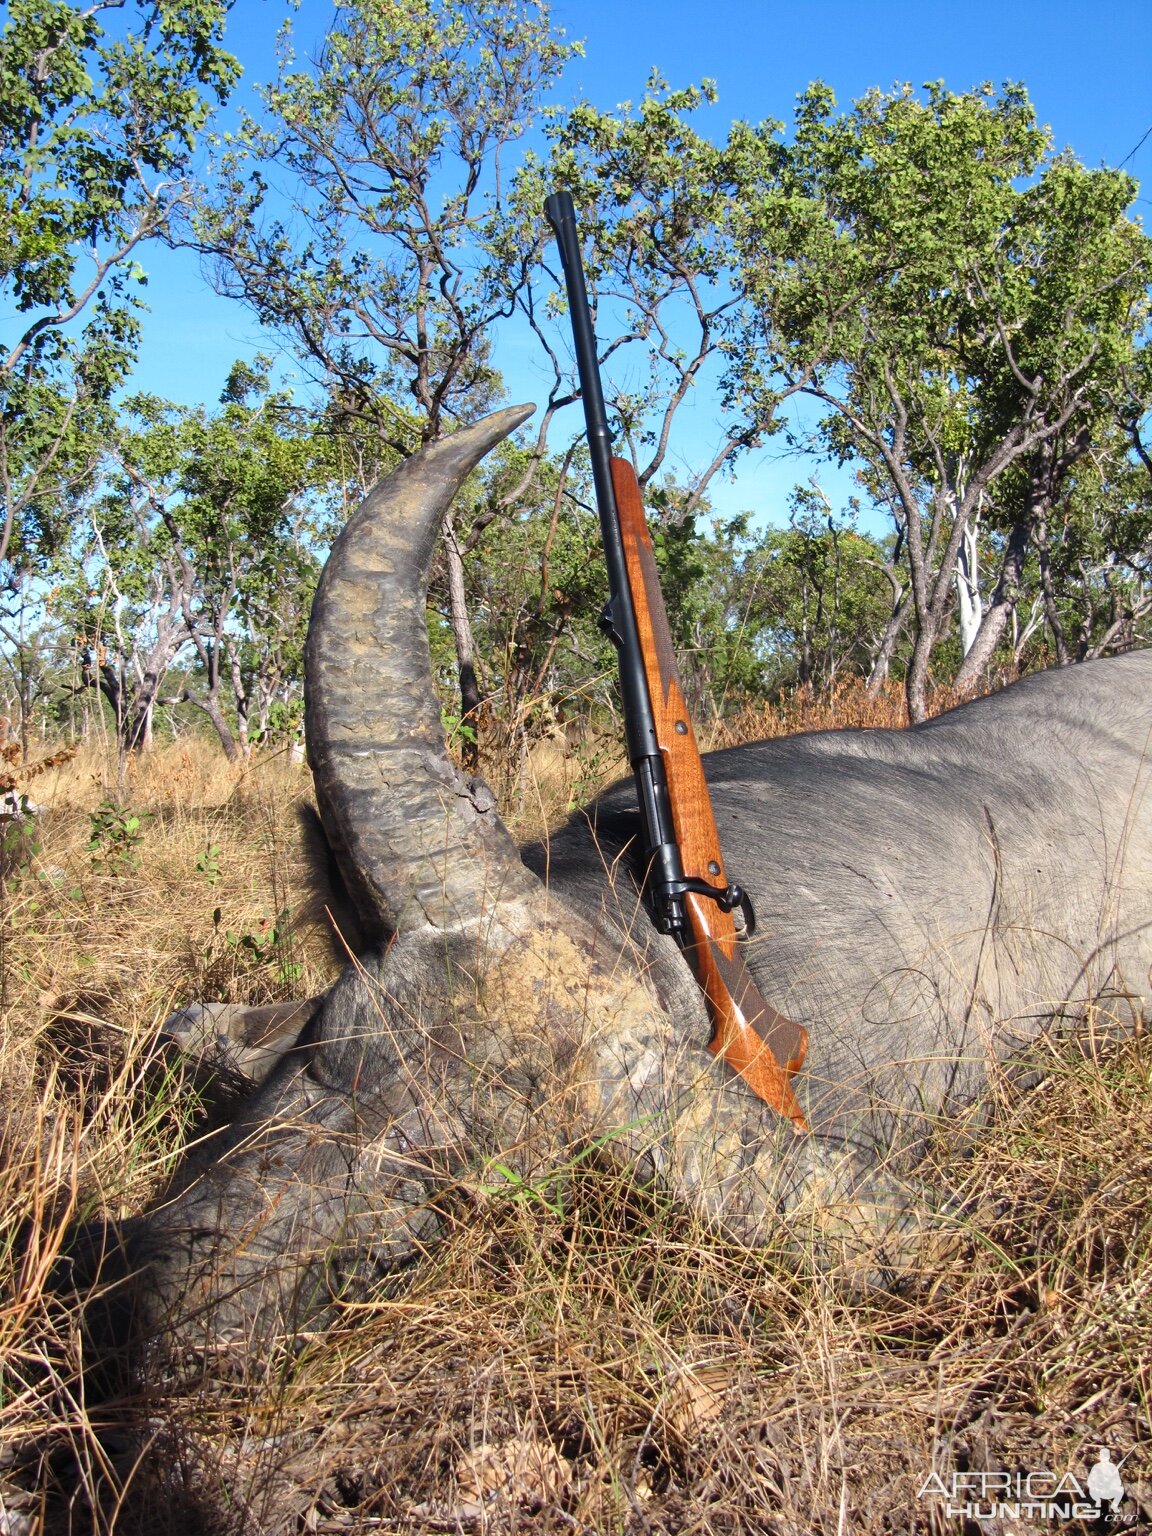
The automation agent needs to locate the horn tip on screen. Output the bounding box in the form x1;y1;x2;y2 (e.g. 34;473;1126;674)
504;402;536;430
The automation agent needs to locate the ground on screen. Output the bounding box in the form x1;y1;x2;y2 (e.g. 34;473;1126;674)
0;707;1149;1534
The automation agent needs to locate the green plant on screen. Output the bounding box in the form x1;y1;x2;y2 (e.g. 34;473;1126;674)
567;738;619;814
86;798;150;874
196;843;222;886
210;902;302;988
261;698;305;750
441;706;478;752
0;794;41;881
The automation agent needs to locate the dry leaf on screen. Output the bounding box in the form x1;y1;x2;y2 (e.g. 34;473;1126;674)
663;1363;733;1439
454;1430;572;1512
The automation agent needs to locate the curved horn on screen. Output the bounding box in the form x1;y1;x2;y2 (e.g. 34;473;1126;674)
305;404;540;939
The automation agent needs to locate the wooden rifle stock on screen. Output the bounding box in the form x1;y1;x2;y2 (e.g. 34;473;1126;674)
544;186;806;1127
611;461;808;1127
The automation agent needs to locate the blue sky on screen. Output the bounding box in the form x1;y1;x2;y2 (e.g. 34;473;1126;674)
131;0;1152;525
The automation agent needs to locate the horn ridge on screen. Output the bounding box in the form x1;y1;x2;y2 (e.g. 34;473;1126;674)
305;404;539;938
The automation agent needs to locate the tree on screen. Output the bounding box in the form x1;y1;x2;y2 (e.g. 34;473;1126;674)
743;493;895;694
520;76;797;509
730;82;1152;718
192;0;576;759
487;79;821;742
452;441;611;773
0;0;238;574
65;363;330;756
1028;419;1152;663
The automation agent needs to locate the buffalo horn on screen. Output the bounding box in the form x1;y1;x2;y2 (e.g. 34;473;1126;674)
305;404;541;939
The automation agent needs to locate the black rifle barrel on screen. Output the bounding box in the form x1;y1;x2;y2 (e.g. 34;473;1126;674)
544;189;687;933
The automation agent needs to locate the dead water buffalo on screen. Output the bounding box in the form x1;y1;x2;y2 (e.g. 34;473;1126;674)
119;403;1152;1354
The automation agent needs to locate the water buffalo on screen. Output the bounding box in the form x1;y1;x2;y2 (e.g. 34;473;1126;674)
113;403;1152;1356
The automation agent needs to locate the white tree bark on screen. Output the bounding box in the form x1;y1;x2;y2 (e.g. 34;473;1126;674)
955;515;983;657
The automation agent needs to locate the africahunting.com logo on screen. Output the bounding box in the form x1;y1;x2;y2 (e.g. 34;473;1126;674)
917;1448;1129;1523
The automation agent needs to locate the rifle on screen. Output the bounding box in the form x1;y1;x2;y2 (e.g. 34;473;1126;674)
544;189;808;1129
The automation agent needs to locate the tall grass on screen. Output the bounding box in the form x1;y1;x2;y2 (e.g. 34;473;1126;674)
0;722;1148;1533
712;673;990;744
486;675;960;839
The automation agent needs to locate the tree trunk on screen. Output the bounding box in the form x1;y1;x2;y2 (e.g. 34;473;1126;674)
899;491;935;724
180;637;240;761
134;702;154;754
89;620;188;755
904;615;938;724
183;687;240;762
953;520;1030;693
955;519;983;657
903;489;983;723
113;672;158;754
866;595;907;696
1035;514;1070;665
229;651;253;759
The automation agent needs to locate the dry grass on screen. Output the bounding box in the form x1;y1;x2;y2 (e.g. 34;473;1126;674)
0;729;1149;1534
711;674;992;746
479;728;628;843
486;676;962;841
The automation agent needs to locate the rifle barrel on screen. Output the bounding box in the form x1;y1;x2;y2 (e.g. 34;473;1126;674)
544;190;686;932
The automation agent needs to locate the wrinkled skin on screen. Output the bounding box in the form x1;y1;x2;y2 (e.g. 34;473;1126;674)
98;407;1152;1361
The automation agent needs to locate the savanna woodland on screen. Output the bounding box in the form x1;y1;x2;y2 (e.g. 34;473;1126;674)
2;1;1151;1531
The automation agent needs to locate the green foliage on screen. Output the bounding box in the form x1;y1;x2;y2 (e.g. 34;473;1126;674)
6;7;1147;746
55;360;331;752
195;843;222;887
209;903;302;989
0;0;238;569
189;0;582;741
461;448;895;730
457;446;617;729
259;698;304;751
515;74;1147;716
519;73;786;494
0;794;41;880
1027;423;1152;661
751;514;885;704
196;0;578;444
440;707;479;750
86;797;149;874
724;80;1152;709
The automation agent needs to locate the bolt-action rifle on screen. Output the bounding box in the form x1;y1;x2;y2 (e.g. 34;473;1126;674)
544;189;808;1128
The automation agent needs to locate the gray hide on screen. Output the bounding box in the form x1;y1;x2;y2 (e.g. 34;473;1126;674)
119;405;1152;1358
